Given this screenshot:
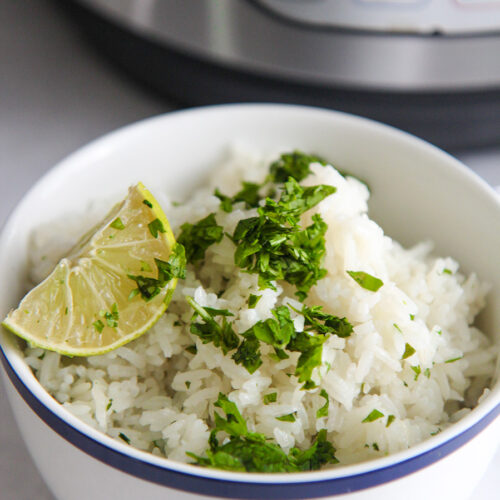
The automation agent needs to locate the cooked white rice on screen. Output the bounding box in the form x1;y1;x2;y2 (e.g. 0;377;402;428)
23;147;497;467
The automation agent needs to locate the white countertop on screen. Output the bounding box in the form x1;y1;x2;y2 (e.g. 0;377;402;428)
1;1;499;499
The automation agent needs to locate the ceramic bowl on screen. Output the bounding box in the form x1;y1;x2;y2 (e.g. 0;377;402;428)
1;104;499;500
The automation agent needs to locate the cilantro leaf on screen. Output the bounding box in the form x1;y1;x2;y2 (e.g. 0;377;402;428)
127;243;186;301
233;182;262;209
214;189;234;213
187;394;338;472
362;409;384;423
263;393;277;405
276;412;297;422
402;343;416;360
268;151;328;184
110;217;125;230
232;179;335;300
291;429;338;470
93;319;104;333
100;302;119;328
177;213;224;264
148;218;166;238
316;389;329;418
298;304;353;338
346;270;384;292
232;334;262;374
248;294;261;309
187;297;240;355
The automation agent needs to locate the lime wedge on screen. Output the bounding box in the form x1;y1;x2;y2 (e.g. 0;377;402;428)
2;183;184;356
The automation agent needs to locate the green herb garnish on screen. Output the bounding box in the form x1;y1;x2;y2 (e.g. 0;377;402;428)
386;415;395;427
148;218;166;238
411;365;421;381
362;409;384;423
110;217;125;230
263;393;277;405
118;432;131;444
143;199;153;208
445;356;463;363
276;412;297;422
268;151;328;184
232;178;335;300
186;344;197;354
346;270;383;292
316;389;329;418
187;394;338;472
402;343;416;360
100;303;119;328
93;319;104;333
248;294;262;309
177;213;224;264
128;244;186;301
187;297;239;356
106;399;113;411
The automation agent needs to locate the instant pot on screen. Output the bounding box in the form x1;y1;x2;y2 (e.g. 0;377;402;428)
62;0;500;149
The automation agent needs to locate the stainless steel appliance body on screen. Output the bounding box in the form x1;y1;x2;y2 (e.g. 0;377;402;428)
62;0;500;149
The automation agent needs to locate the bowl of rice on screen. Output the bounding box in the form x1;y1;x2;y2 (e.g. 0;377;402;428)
0;104;499;500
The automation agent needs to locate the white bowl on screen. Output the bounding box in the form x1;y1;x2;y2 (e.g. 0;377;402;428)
1;104;499;500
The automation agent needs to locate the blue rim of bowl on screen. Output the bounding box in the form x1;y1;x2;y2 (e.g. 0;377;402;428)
1;344;500;499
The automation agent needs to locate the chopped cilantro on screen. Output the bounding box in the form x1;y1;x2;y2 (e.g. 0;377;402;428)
346;270;383;292
297;304;353;338
410;314;415;321
100;303;119;328
214;189;234;213
402;343;416;360
268;151;328;183
232;335;262;374
187;297;239;355
148;218;166;238
372;443;379;451
186;344;197;354
106;399;113;411
93;319;104;333
411;365;421;381
362;409;384;423
393;323;402;333
233;182;262;209
177;213;224;264
424;368;431;378
64;307;68;315
118;432;131;444
185;381;191;389
316;389;329;418
430;428;441;436
128;244;186;301
445;356;463;363
276;412;297;423
187;394;337;472
232;178;335;300
436;329;442;335
263;393;277;405
386;415;395;427
143;199;153;208
248;294;261;309
110;217;125;230
442;268;453;275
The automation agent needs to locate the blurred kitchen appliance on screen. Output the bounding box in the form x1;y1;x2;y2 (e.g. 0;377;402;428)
63;0;500;149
